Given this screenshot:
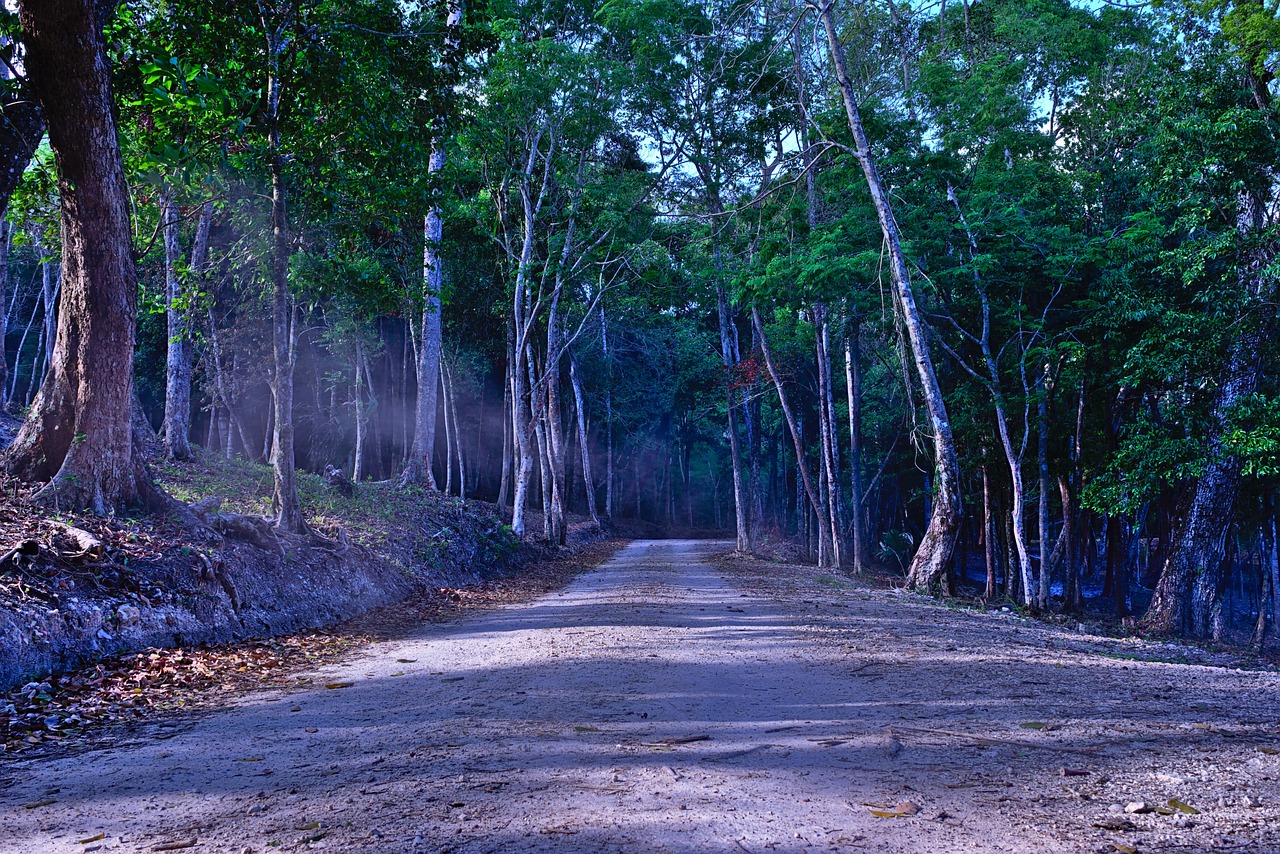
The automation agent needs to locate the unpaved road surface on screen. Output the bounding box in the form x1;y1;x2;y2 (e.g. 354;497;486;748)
3;539;1280;853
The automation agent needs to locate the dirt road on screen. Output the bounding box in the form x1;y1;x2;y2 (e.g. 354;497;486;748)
3;540;1279;852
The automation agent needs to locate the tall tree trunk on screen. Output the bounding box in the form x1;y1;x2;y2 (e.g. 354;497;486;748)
719;284;752;553
1145;327;1262;635
160;184;194;460
983;463;996;600
9;278;39;405
0;220;10;402
1037;373;1052;610
820;0;961;589
3;0;162;513
353;329;368;482
844;316;869;571
569;350;600;524
602;302;615;519
448;360;466;499
264;14;306;534
754;308;834;567
401;0;461;489
814;304;844;566
442;360;454;494
497;340;513;508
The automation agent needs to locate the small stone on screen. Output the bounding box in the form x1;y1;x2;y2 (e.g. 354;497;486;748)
1109;804;1124;813
116;604;142;626
1124;801;1150;814
1156;773;1187;785
1245;796;1262;808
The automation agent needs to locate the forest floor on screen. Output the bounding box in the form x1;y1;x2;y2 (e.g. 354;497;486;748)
3;539;1279;853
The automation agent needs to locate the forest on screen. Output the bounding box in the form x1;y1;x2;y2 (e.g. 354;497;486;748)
2;0;1279;645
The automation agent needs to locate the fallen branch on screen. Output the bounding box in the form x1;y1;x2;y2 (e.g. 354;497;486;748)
49;522;104;560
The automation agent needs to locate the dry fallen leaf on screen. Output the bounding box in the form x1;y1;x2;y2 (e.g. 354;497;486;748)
151;839;198;851
324;682;354;690
76;833;106;844
1168;798;1199;815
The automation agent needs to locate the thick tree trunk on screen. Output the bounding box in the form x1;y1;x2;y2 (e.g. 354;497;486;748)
820;1;961;589
3;0;161;513
1145;327;1262;635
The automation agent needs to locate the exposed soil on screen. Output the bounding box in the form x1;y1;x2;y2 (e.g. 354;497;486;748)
1;539;624;759
2;540;1278;853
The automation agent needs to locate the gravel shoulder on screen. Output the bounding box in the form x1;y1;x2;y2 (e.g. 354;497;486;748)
2;540;1278;853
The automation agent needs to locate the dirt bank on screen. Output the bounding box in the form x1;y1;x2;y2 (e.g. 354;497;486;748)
0;452;547;692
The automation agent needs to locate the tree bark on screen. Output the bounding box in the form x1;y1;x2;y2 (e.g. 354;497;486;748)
719;284;752;553
1145;326;1262;635
569;350;600;524
814;304;843;566
0;220;10;402
263;12;307;534
819;0;961;589
844;317;869;571
160;183;193;460
754;308;834;567
401;0;461;489
3;0;162;513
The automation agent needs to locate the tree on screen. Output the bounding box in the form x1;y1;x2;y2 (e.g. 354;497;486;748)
818;0;962;590
2;0;161;513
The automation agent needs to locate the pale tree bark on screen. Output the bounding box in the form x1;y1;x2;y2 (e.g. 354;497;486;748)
497;335;513;507
814;303;843;566
945;184;1034;604
0;220;10;401
1036;369;1052;611
509;127;551;537
719;284;752;553
352;329;369;482
601;301;614;519
9;289;39;405
819;0;961;589
401;0;462;489
262;6;307;534
754;308;835;567
843;316;870;571
446;359;465;500
160;184;194;460
569;349;600;524
3;0;163;513
982;462;996;599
